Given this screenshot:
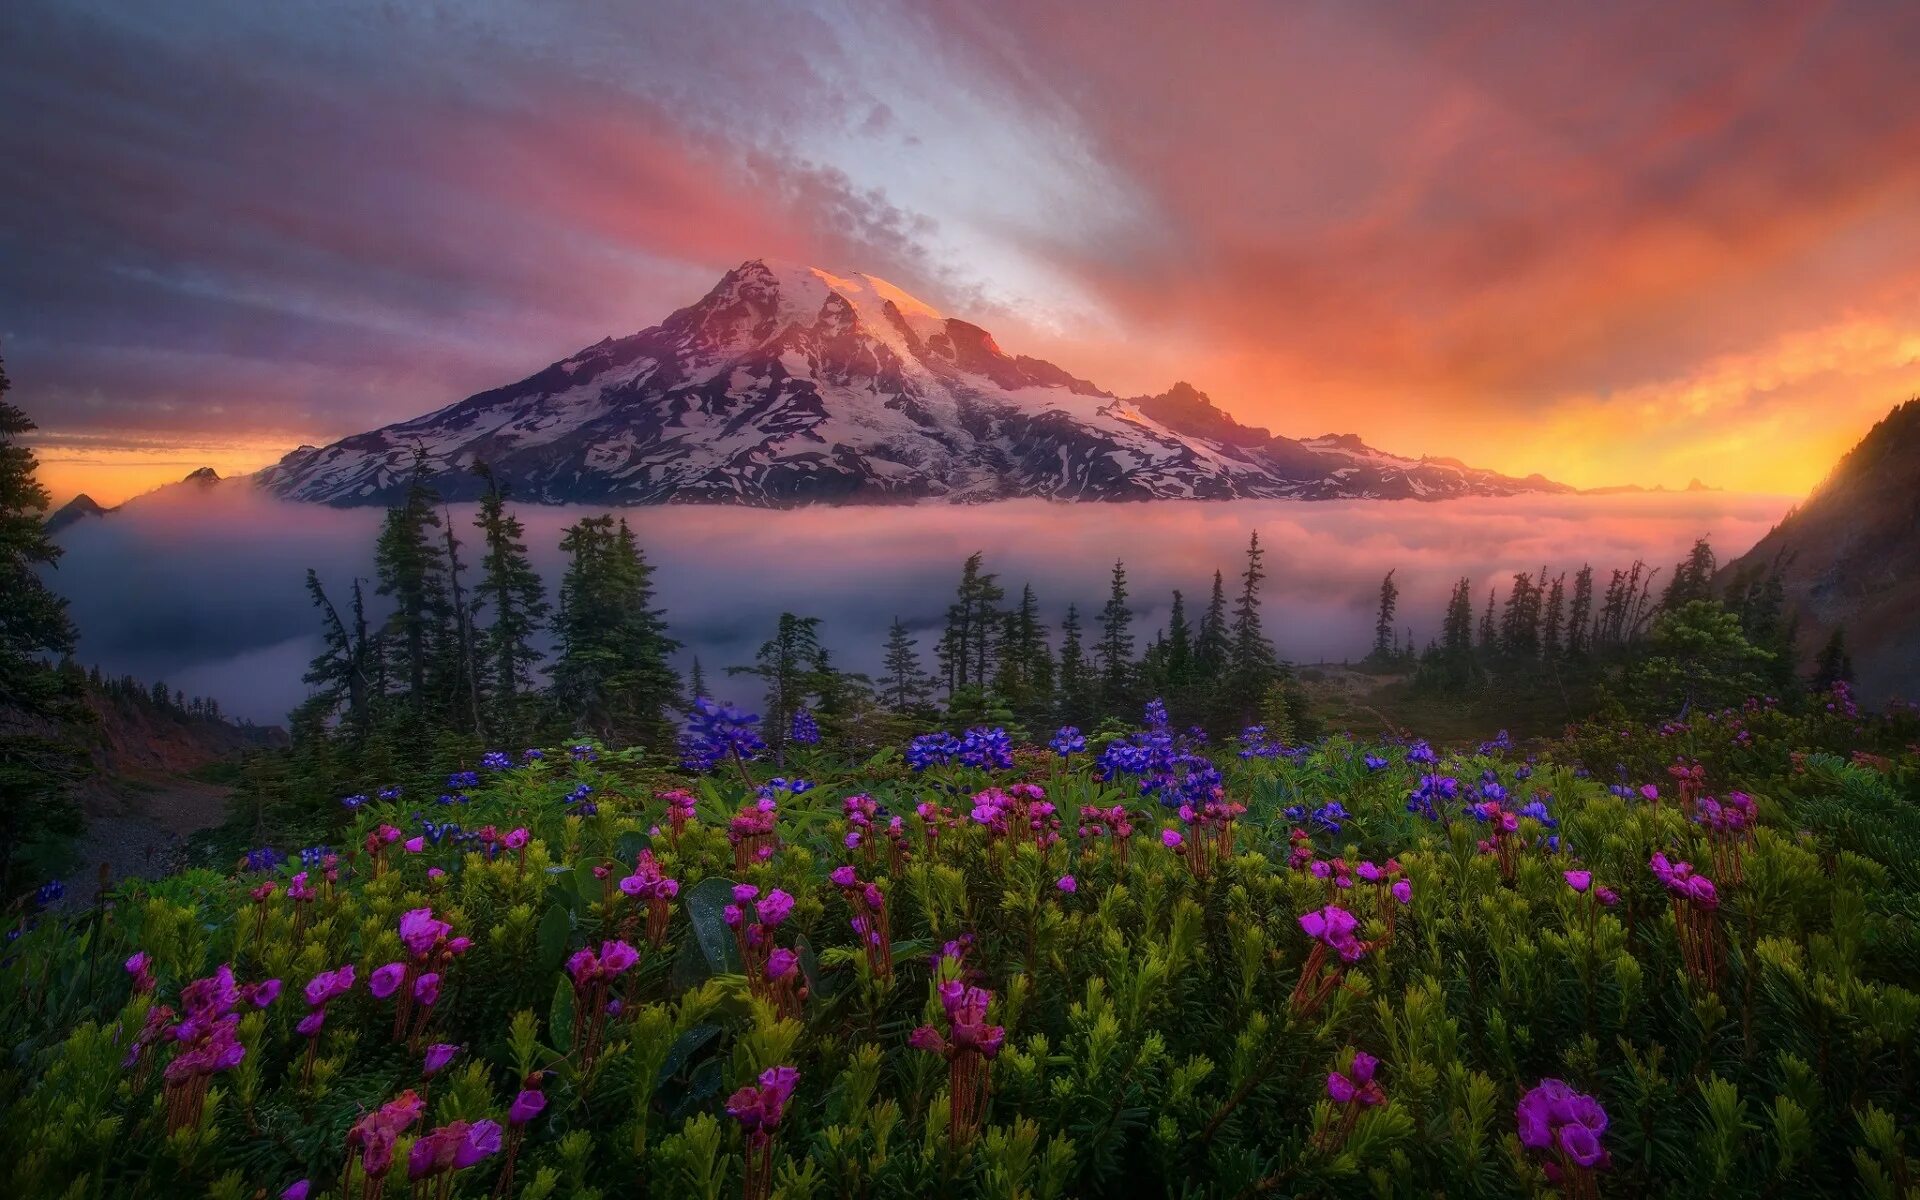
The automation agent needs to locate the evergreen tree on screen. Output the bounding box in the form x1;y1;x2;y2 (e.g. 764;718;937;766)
1541;573;1568;660
991;584;1053;721
936;553;1003;696
1371;570;1399;661
880;618;934;712
1224;532;1281;723
1163;590;1194;688
1096;559;1135;713
473;465;549;743
1477;586;1498;653
729;612;828;761
1566;565;1594;656
1662;538;1718;610
1498;571;1541;659
1194;570;1230;685
688;657;708;704
0;355;83;895
1812;627;1855;691
550;516;681;746
302;571;375;737
1056;603;1093;725
437;504;484;735
1422;576;1478;691
373;463;452;707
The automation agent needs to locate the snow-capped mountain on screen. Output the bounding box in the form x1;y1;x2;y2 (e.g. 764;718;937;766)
256;260;1573;507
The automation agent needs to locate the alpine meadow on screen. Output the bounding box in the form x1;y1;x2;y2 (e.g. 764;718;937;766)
5;3;1920;1199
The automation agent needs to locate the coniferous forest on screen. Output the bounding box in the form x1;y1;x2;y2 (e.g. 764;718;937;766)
5;354;1920;1200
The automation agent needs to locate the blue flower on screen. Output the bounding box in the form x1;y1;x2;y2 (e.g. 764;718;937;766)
341;794;368;810
1518;799;1556;828
958;727;1014;771
243;847;285;873
569;743;598;762
1143;698;1170;731
1050;726;1086;757
447;771;481;790
298;845;333;867
1363;754;1389;772
522;748;545;763
680;699;768;772
1312;801;1350;833
377;786;403;801
1406;741;1438;766
33;880;65;909
906;732;961;771
480;750;512;771
789;708;821;746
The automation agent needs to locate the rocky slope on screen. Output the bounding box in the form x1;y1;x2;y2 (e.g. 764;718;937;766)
255;260;1574;508
1722;399;1920;702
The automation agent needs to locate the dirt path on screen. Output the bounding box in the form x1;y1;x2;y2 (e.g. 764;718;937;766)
54;780;232;911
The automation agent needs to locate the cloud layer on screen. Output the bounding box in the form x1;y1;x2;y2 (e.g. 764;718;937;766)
48;486;1793;723
5;1;1918;504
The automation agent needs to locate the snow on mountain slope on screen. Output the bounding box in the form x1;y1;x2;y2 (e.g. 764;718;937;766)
256;259;1574;508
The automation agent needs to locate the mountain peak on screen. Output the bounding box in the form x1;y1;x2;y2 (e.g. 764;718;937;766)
256;258;1575;508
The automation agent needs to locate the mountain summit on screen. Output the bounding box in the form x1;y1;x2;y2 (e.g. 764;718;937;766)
257;259;1573;507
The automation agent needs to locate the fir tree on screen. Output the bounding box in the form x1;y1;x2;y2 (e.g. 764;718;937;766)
1096;559;1135;712
1541;573;1568;660
550;516;681;746
1371;570;1399;661
1224;532;1283;725
688;656;709;704
1566;565;1594;656
302;571;375;737
1163;590;1194;688
991;584;1053;721
1812;627;1855;691
1194;570;1230;684
373;461;452;707
472;465;549;743
0;354;82;895
1662;538;1718;610
1056;603;1093;725
729;612;828;761
438;503;484;735
880;618;934;712
937;553;1003;696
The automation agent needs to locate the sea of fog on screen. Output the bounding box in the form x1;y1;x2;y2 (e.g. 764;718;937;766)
48;488;1797;725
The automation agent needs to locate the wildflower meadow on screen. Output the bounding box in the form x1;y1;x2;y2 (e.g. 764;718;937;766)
6;688;1920;1199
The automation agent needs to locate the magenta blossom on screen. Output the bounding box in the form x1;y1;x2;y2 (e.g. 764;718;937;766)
369;962;406;999
1327;1050;1385;1107
1390;879;1412;905
423;1043;460;1076
1563;870;1592;893
1517;1078;1611;1174
398;907;453;957
1057;875;1077;893
727;1065;799;1136
509;1084;548;1127
1299;904;1368;962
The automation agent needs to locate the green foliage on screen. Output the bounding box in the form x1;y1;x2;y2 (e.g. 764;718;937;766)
5;693;1919;1197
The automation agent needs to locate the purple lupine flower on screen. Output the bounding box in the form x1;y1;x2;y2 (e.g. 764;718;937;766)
788;707;821;746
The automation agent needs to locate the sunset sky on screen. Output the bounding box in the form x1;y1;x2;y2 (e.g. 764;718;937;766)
5;0;1919;506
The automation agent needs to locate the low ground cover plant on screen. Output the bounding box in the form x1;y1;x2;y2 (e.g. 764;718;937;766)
5;686;1919;1198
